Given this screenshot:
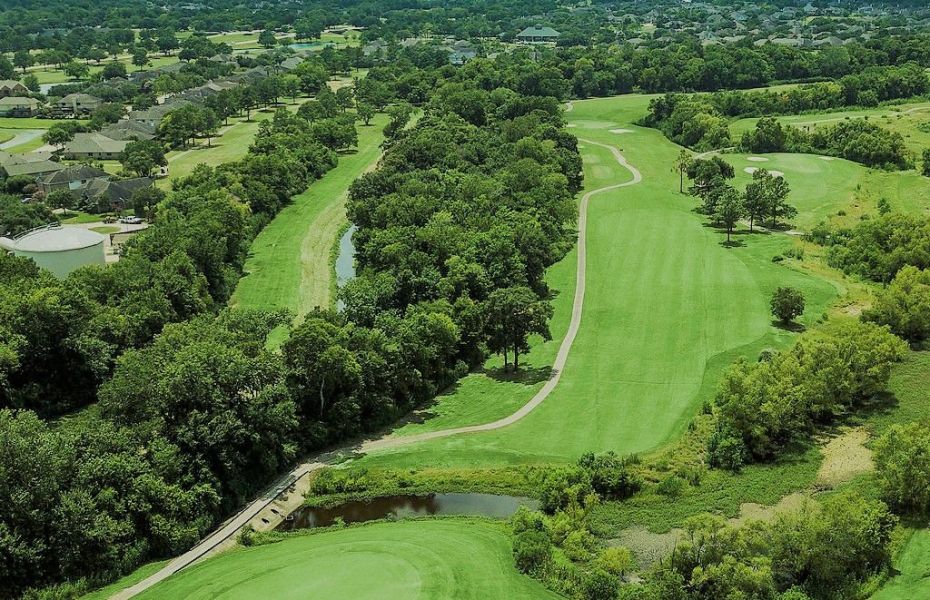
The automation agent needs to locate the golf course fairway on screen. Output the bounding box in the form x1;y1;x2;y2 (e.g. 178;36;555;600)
360;94;836;467
231;114;387;321
132;520;558;600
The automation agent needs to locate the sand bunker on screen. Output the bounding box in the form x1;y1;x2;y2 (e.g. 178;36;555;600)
819;156;836;161
747;156;769;162
744;167;785;177
610;128;634;134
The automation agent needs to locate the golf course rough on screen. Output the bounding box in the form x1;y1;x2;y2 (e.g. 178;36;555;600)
360;94;835;468
132;520;559;600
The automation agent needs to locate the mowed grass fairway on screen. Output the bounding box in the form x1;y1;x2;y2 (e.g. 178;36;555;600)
362;94;835;468
133;520;558;600
231;114;388;324
872;529;930;600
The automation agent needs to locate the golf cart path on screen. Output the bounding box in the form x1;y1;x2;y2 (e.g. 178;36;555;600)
0;129;43;150
112;134;641;600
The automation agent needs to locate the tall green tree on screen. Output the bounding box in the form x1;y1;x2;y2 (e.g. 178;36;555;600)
485;286;553;370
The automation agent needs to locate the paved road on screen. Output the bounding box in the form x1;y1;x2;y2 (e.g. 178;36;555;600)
112;129;642;599
0;129;43;150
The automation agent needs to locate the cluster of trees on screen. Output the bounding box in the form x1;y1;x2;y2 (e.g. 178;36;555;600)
1;62;580;592
622;493;897;600
740;116;912;170
825;213;930;283
0;110;338;596
863;266;930;345
708;322;906;469
682;157;796;235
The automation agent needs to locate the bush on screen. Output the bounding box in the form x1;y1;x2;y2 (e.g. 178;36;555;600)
512;530;552;574
707;427;748;471
655;475;687;498
578;452;643;501
582;569;619;600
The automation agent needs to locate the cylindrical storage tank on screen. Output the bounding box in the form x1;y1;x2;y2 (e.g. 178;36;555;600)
6;226;106;278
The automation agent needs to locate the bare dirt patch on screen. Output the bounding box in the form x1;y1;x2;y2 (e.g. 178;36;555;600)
816;427;873;488
610;128;634;134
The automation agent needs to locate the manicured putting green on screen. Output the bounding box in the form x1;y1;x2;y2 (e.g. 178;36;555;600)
134;520;557;600
362;94;835;468
872;529;930;600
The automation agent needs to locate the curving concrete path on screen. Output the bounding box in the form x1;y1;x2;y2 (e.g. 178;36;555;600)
112;135;641;599
0;129;43;150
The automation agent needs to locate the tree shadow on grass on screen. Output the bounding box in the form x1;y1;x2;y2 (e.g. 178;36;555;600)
483;364;552;386
720;238;746;248
771;320;806;333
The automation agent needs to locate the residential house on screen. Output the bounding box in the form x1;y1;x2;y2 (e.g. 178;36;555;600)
36;164;108;194
0;151;63;179
79;177;153;212
0;80;29;98
129;99;192;128
516;25;561;44
62;133;128;161
55;93;102;117
0;97;39;117
280;56;304;71
99;119;158;142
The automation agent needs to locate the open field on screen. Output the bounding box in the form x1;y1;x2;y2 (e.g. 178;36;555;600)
132;520;557;600
873;529;930;600
358;93;836;469
231;114;388;333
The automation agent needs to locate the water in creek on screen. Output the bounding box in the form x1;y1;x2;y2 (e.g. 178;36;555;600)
277;493;539;531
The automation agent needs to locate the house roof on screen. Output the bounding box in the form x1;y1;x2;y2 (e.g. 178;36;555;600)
2;160;64;177
64;133;128;155
0;80;27;90
37;163;108;185
517;25;561;38
58;93;101;104
99;119;158;141
82;177;152;203
0;96;38;107
0;151;54;166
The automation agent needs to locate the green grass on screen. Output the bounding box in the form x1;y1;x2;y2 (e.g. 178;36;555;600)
872;529;930;600
230;113;388;345
79;560;170;600
359;94;836;469
89;225;120;234
133;519;557;600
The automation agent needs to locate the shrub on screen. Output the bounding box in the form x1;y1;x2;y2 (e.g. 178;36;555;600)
655;475;687;498
707;426;748;471
582;569;620;600
578;452;643;500
512;530;552;574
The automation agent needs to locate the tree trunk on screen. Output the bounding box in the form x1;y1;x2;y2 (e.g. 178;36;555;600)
503;347;508;370
513;344;520;371
319;380;326;417
679;169;683;194
749;214;754;232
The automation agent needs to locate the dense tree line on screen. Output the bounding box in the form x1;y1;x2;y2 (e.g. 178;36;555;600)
0;62;580;594
741;117;912;169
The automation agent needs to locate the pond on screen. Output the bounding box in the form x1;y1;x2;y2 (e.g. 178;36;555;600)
276;493;539;531
334;224;357;311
